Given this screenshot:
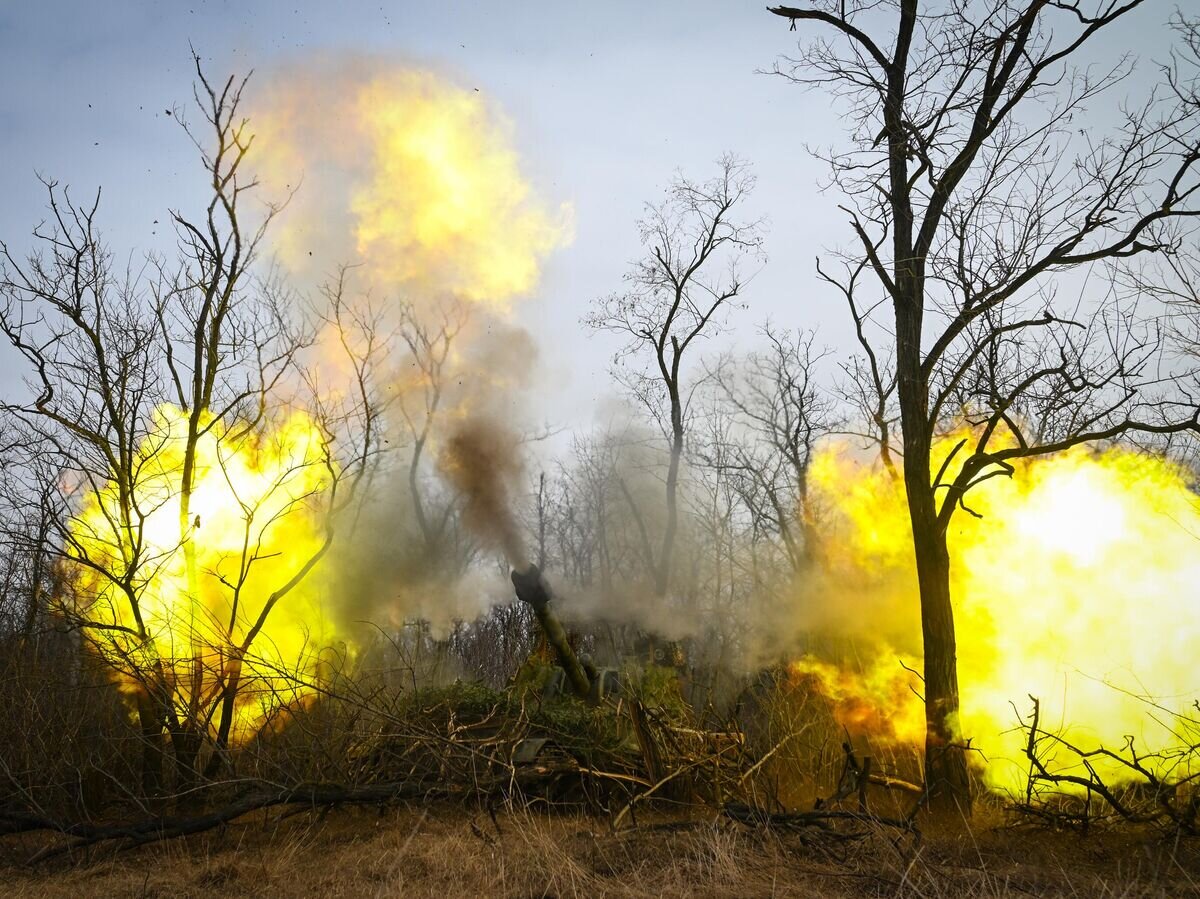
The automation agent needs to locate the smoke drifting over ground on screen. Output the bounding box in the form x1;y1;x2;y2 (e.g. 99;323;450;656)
243;55;1200;799
248;58;742;653
319;486;509;638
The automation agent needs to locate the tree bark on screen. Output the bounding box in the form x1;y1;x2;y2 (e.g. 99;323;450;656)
135;691;165;797
203;654;242;778
908;481;971;813
655;401;684;597
885;0;970;812
170;721;203;803
896;294;972;814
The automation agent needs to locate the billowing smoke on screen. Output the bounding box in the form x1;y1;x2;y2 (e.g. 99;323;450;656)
245;57;570;634
437;416;529;569
320;484;508;639
248;56;571;307
773;432;1200;793
227;52;1200;803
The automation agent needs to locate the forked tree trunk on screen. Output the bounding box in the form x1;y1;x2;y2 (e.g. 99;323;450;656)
895;281;972;813
204;653;243;778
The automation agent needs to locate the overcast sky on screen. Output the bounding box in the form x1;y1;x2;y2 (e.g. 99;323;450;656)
0;1;1179;431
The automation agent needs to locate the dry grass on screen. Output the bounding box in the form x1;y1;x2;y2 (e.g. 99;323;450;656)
3;803;1198;898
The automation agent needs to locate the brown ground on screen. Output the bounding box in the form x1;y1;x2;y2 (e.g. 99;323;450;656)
3;804;1198;898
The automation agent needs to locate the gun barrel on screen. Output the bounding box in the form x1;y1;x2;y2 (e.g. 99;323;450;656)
511;564;593;700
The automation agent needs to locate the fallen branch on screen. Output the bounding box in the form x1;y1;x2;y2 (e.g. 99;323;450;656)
1015;695;1200;834
723;801;920;845
4;774;542;864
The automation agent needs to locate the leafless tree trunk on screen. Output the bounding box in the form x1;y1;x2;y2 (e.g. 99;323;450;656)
396;298;468;554
705;325;835;571
0;56;387;794
587;156;764;600
153;56;307;790
768;1;1200;812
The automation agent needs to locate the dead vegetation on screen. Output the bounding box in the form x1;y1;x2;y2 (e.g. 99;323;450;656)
2;5;1200;896
1011;695;1200;835
3;803;1198;899
4;645;1199;896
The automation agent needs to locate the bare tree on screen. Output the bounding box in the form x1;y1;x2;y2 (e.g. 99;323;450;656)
548;428;651;603
768;2;1200;811
0;59;386;794
149;56;310;788
587;155;764;599
395;298;469;556
706;325;835;572
0;178;178;791
200;275;388;777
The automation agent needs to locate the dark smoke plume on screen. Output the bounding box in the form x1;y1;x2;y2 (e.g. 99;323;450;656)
438;415;528;567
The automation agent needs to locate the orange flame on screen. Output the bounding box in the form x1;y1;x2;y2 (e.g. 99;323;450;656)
797;434;1200;793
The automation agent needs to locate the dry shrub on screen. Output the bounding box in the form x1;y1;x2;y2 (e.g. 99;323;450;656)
4;804;1198;898
0;632;140;821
